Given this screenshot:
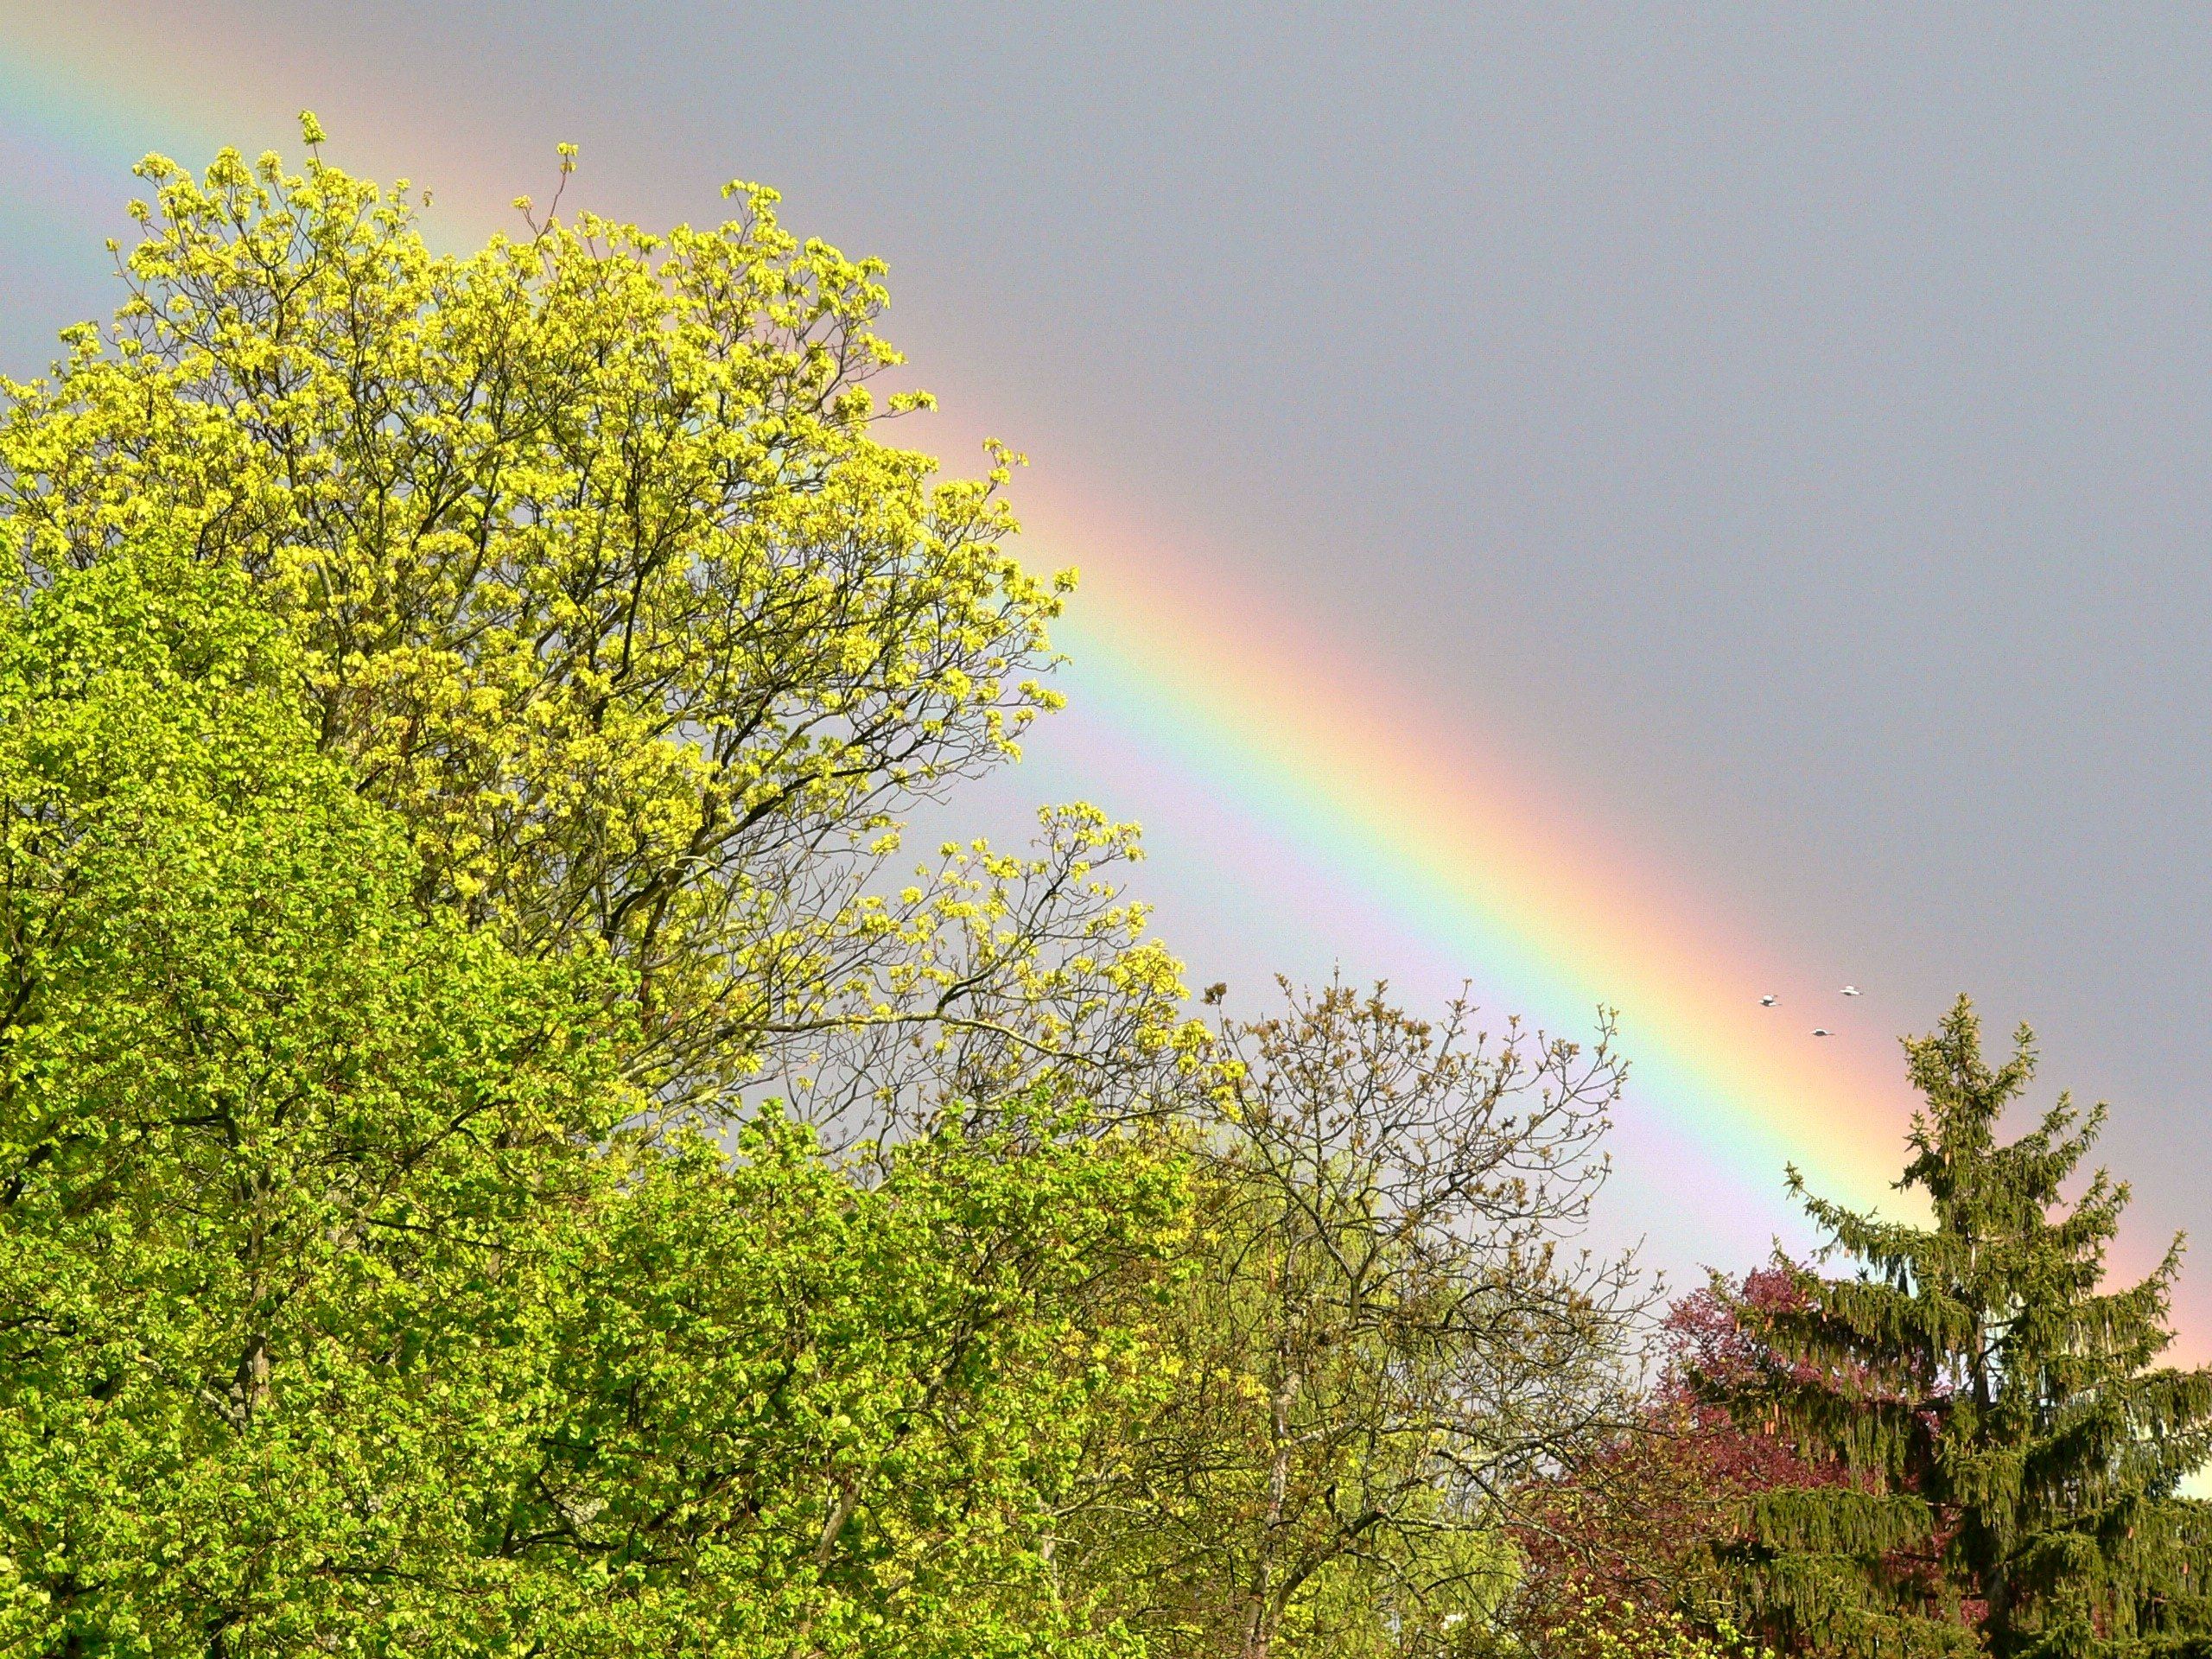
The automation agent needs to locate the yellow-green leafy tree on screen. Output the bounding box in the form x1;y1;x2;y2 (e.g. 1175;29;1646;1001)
0;123;1198;1133
0;543;1186;1658
0;130;1203;1656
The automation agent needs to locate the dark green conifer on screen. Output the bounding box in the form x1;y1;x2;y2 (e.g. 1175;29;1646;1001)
1700;996;2212;1657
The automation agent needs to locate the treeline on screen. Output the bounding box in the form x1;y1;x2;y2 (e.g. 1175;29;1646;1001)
0;132;2207;1659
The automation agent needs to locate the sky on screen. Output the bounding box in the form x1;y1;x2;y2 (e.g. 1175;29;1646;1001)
2;3;2208;1336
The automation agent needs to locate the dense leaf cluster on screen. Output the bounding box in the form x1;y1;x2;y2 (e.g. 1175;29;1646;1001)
0;132;1192;1129
0;545;1186;1655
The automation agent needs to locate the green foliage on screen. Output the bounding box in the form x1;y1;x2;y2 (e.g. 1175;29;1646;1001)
484;1104;1183;1656
0;129;1199;1128
0;543;1188;1654
0;125;1236;1656
1062;982;1643;1659
0;543;620;1648
1695;998;2212;1658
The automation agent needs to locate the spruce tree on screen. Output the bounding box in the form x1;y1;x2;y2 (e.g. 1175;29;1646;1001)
1697;996;2212;1658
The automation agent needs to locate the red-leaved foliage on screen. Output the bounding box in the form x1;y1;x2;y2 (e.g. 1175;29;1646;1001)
1682;1266;1974;1631
1508;1268;1845;1653
1510;1264;1985;1655
1662;1266;1853;1472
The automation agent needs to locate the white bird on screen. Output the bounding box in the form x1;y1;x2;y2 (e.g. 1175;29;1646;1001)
1759;994;1777;1007
1813;1028;1833;1038
1840;985;1862;997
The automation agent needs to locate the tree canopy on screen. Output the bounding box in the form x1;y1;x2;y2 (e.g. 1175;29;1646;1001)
0;130;1209;1656
1060;982;1640;1659
0;539;1194;1656
0;131;1196;1135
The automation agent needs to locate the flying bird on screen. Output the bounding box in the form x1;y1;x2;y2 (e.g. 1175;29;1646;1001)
1840;985;1862;996
1813;1028;1833;1038
1759;995;1777;1007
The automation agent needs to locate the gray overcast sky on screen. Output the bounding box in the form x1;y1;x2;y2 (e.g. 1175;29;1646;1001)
6;3;2210;1315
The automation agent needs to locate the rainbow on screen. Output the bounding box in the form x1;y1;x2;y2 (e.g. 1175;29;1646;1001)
0;23;1926;1255
1028;487;1917;1217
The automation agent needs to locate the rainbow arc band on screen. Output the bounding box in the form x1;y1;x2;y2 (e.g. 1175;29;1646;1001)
0;34;1917;1226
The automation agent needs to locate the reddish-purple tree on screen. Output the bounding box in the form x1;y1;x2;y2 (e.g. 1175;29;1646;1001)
1510;1268;1846;1654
